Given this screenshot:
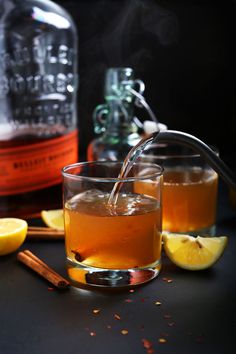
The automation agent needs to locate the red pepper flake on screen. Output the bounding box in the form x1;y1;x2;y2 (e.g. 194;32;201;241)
142;338;152;349
89;331;96;337
147;349;155;354
158;338;167;344
141;298;145;303
121;329;129;335
92;309;100;314
114;314;121;320
47;287;54;291
124;299;133;303
162;277;173;283
129;289;135;293
155;301;161;306
168;322;175;327
164;314;172;319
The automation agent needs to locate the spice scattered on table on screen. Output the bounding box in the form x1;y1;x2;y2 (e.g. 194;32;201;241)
154;301;161;306
92;309;100;315
164;314;172;319
142;339;152;349
158;338;167;344
114;314;121;320
121;329;129;335
124;299;133;303
142;338;155;353
168;322;175;327
89;331;96;337
162;277;173;283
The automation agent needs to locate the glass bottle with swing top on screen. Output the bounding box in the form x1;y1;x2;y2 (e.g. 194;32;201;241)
87;67;162;161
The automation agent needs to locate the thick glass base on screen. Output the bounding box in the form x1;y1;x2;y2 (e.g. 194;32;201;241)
163;224;216;237
66;259;162;288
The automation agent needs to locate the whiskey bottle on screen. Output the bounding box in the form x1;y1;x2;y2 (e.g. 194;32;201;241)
0;0;78;217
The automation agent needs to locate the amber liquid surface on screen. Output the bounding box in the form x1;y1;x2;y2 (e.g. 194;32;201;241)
135;167;218;233
64;191;162;269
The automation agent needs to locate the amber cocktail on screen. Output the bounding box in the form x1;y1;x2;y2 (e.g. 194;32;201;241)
62;161;163;287
139;144;218;236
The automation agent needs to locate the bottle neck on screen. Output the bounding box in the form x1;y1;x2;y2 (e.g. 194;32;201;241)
104;99;137;136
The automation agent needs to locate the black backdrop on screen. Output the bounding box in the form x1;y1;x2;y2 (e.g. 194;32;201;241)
55;0;236;167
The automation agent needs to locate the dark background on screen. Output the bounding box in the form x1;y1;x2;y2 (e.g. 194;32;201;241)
55;0;236;168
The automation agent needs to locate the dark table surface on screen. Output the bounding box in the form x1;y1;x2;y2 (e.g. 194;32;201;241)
1;183;236;354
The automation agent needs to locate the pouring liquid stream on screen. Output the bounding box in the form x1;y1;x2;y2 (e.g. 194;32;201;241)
107;131;159;207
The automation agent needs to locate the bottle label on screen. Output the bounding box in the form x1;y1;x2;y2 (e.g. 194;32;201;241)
0;44;78;129
0;130;78;196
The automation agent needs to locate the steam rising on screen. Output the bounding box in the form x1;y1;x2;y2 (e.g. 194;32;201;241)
100;0;179;65
80;0;179;100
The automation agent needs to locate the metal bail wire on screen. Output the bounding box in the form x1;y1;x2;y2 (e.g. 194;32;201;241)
128;79;159;124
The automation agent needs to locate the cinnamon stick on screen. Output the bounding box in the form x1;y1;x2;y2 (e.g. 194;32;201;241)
23;250;60;277
17;250;70;289
28;226;56;232
27;227;64;240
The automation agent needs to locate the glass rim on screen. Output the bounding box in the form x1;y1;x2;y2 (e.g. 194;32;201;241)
142;143;219;160
62;161;163;183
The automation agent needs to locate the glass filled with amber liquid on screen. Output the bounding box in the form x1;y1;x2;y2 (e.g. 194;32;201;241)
137;144;218;236
62;161;163;287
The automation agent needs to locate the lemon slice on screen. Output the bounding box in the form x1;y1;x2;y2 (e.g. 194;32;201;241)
0;218;28;256
163;233;228;270
41;209;64;230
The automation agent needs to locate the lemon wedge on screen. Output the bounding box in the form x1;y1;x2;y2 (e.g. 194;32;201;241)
0;218;28;256
41;209;64;230
163;233;228;270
